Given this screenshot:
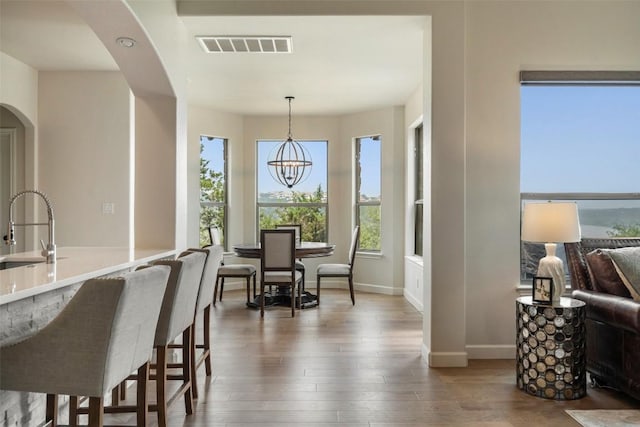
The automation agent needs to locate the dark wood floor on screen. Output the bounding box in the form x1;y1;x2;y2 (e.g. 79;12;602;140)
113;289;639;426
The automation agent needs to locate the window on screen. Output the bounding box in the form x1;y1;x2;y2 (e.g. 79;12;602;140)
200;136;227;248
413;124;424;257
520;72;640;282
355;135;381;252
257;140;328;242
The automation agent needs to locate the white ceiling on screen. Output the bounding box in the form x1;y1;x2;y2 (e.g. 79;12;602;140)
0;1;424;115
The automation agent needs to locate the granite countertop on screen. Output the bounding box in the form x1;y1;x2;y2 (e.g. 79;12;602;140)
0;247;176;305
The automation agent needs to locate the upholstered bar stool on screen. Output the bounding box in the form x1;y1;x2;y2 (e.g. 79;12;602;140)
150;251;206;427
173;245;223;400
110;252;207;427
0;266;171;427
209;227;257;305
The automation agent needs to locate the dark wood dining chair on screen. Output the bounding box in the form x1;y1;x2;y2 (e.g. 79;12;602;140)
275;224;306;290
208;226;257;305
316;226;360;305
260;229;303;317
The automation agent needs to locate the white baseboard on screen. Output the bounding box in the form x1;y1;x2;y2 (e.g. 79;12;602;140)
220;279;400;296
403;290;423;312
423;344;468;367
315;279;401;296
466;344;515;360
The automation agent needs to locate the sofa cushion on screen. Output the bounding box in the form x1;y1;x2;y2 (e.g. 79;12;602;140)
604;247;640;302
586;249;632;298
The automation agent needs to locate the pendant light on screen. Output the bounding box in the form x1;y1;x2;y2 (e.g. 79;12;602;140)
267;96;312;189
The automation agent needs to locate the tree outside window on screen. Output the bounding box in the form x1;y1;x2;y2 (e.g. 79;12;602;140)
257;140;328;241
200;136;227;248
355;135;382;252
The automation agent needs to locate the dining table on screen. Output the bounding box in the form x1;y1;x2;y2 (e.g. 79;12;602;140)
232;241;335;309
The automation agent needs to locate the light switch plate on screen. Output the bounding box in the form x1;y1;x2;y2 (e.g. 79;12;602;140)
102;202;115;214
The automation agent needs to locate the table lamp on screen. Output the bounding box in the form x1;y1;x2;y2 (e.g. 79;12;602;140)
521;201;581;304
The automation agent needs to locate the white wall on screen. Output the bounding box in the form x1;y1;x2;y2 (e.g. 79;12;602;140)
340;106;406;295
403;83;424;311
0;108;26;253
187;105;244;249
0;53;38;239
38;71;131;247
463;0;640;359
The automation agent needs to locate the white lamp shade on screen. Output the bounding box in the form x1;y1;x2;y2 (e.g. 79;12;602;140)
521;202;581;243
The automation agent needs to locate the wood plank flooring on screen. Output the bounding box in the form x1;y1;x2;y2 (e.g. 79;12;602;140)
112;290;639;426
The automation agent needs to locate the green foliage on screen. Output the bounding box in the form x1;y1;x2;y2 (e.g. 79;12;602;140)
358;205;381;251
259;185;327;242
607;223;640;237
199;143;225;247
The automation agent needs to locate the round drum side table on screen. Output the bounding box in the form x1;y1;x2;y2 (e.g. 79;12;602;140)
515;296;586;400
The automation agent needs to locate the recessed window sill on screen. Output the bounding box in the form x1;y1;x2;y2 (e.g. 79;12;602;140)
356;251;383;260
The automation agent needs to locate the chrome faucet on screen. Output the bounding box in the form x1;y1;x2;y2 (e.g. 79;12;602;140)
4;190;56;264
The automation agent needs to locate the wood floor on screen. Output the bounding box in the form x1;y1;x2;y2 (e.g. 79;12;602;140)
115;289;639;426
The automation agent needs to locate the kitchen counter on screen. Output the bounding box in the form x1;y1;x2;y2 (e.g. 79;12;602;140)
0;247;176;305
0;246;176;426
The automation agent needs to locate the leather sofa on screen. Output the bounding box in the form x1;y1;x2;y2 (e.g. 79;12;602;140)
565;238;640;400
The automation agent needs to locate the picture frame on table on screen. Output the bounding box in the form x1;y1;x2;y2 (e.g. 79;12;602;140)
533;276;554;304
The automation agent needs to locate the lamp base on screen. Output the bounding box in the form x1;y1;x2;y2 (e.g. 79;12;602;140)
537;243;566;304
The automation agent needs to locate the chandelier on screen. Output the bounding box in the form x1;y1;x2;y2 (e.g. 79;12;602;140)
267;96;312;189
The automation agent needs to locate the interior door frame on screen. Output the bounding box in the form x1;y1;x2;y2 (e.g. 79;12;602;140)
0;128;18;254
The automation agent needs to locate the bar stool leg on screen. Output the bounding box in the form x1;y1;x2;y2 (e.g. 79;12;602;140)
69;396;79;426
190;323;199;400
213;276;219;306
246;276;251;303
182;326;195;414
88;397;104;427
156;345;168;427
203;305;212;376
136;362;149;427
46;394;58;426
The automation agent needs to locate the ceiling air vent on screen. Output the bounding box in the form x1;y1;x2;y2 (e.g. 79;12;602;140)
197;36;292;53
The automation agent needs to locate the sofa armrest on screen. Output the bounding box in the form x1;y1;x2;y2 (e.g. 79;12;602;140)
572;289;640;334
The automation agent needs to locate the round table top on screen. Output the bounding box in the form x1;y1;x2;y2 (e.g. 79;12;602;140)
517;295;585;309
233;241;335;259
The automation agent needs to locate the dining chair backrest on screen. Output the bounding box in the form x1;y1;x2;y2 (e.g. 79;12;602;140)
348;225;360;268
152;251;207;346
261;229;296;272
208;226;222;246
275;224;302;246
183;245;224;315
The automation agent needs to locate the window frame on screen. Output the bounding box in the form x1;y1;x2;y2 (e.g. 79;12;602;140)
199;135;228;250
355;134;382;253
519;71;640;286
256;139;329;242
413;124;424;257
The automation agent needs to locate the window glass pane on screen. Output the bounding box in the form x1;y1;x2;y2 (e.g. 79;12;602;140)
257;140;327;201
200;205;225;246
413;125;423;257
357;136;381;202
200;136;226;248
257;139;328;242
521;86;640;193
520;84;640;283
414;203;423;256
358;205;381;251
258;206;327;242
415;125;423;201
